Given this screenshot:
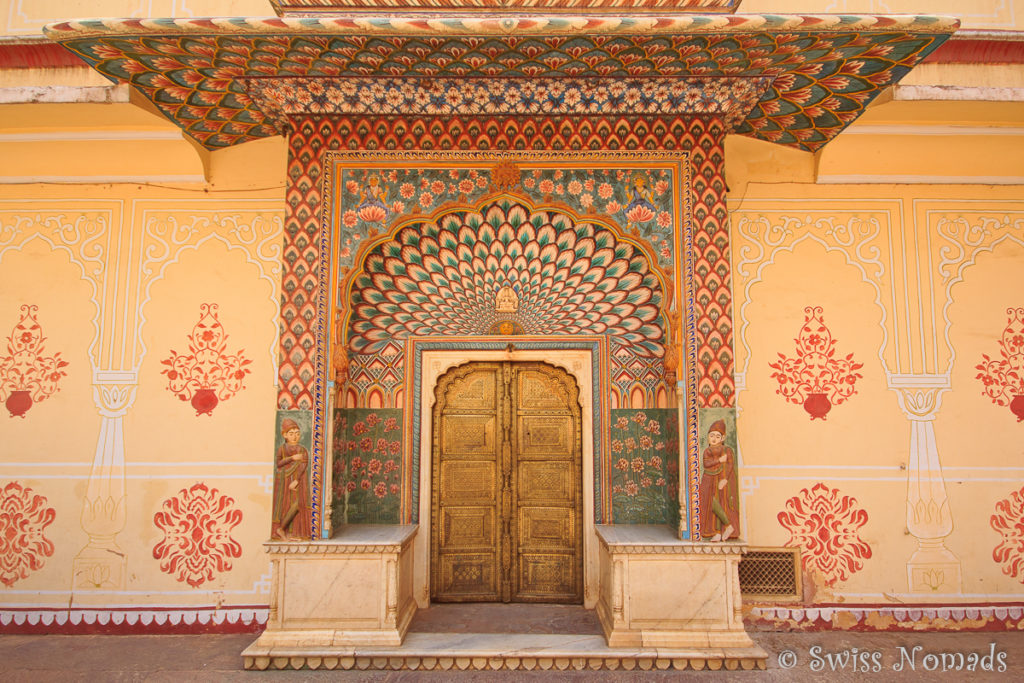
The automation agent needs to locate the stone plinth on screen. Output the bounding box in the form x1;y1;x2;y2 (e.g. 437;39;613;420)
245;525;417;653
595;525;762;653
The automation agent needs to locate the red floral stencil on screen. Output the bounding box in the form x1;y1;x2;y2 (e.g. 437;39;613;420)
769;306;863;420
992;485;1024;583
161;304;252;416
0;305;69;418
976;307;1024;422
0;481;56;587
778;483;872;587
152;482;242;588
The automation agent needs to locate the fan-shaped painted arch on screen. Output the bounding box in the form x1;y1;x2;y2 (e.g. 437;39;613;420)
346;197;666;357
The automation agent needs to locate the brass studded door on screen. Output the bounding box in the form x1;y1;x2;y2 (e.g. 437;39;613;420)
431;361;583;603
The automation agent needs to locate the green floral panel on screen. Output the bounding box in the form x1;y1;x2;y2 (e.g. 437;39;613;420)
610;408;679;525
331;408;402;525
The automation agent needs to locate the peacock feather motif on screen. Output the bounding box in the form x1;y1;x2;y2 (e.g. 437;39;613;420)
347;199;665;357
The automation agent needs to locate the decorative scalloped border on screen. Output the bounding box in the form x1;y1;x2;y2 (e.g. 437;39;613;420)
747;604;1024;632
0;607;268;634
244;652;767;672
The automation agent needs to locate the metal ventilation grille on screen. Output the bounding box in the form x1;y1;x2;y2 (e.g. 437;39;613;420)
739;548;801;601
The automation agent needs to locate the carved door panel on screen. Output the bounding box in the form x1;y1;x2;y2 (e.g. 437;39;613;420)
432;362;582;603
432;364;503;601
511;365;582;602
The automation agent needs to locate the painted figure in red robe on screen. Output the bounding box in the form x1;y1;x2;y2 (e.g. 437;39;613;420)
272;418;311;540
699;419;739;541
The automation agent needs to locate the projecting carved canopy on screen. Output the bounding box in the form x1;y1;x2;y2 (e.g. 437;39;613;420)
44;14;957;151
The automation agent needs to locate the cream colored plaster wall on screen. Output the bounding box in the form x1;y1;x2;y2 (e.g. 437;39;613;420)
1;1;274;36
742;0;1024;30
0;133;286;619
730;177;1024;601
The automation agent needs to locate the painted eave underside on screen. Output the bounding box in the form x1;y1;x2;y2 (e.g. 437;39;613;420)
42;14;959;151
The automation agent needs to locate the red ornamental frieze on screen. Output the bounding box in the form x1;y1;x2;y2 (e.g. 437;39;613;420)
992;486;1024;584
152;483;243;588
0;305;69;418
976;307;1024;422
0;481;56;587
778;483;872;587
768;306;863;420
161;304;252;416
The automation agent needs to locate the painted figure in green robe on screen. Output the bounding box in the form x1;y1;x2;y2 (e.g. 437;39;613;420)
699;419;739;541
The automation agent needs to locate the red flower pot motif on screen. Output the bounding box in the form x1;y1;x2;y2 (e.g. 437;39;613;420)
976;308;1024;422
190;389;219;416
802;392;832;420
5;390;32;418
152;482;243;587
161;304;251;416
0;481;56;587
769;306;863;421
1011;395;1024;423
0;305;69;418
778;483;872;587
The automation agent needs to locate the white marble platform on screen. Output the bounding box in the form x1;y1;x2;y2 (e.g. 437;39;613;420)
243;631;767;671
243;524;767;671
594;524;760;651
247;525;419;652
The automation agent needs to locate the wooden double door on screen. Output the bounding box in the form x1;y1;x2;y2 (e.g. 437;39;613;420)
431;361;583;603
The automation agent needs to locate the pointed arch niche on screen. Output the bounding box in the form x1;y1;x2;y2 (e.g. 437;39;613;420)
327;152;689;533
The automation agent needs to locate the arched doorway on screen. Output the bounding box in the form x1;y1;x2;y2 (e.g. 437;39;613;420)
431;361;582;603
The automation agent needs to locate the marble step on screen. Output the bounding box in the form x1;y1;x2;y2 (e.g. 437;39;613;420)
242;631;768;671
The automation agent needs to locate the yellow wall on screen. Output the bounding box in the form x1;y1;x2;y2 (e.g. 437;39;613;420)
0;1;273;36
742;0;1024;30
0;136;286;616
730;137;1024;601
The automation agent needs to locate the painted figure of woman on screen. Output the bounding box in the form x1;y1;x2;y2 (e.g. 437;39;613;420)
698;419;739;541
272;418;311;540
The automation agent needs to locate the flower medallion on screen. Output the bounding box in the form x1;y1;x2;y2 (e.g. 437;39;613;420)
152;483;243;587
992;485;1024;583
0;481;56;587
778;483;872;587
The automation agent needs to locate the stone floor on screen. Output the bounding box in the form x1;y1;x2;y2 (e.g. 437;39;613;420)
409;603;603;635
2;605;1023;681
